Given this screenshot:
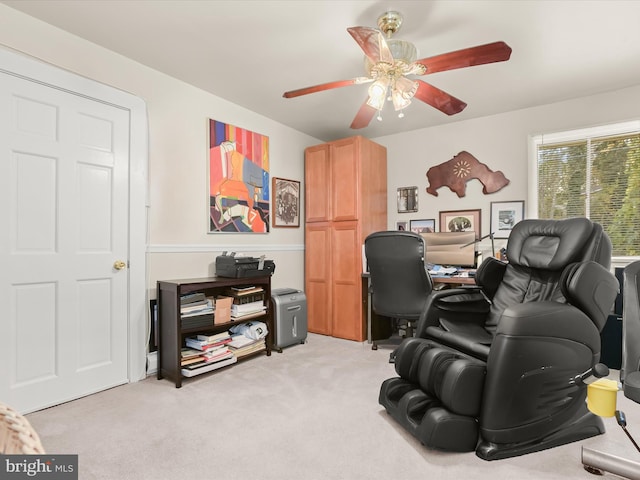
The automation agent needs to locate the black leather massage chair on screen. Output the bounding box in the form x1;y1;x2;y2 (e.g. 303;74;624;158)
379;218;620;460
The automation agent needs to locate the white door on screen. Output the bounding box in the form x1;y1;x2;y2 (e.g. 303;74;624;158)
0;70;130;413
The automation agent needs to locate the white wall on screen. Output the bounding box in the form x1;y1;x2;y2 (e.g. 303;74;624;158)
0;4;320;298
1;3;639;290
374;84;640;258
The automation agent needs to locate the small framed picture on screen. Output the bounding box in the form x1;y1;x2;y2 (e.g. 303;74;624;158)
439;209;481;239
409;219;436;234
272;177;300;228
491;201;525;239
397;221;408;231
397;186;418;213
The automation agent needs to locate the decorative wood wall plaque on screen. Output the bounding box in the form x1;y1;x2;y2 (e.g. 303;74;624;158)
426;151;510;198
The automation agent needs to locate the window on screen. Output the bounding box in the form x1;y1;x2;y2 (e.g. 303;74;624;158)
531;121;640;257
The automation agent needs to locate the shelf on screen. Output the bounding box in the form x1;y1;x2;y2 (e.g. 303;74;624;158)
181;356;237;377
229;311;268;322
181;312;267;335
157;275;272;388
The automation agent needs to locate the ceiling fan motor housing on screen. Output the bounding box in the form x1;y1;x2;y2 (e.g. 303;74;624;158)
377;11;403;37
365;11;422;75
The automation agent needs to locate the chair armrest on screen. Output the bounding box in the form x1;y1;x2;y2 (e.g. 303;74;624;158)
494;261;618;350
496;301;602;352
415;287;490;338
561;261;619;331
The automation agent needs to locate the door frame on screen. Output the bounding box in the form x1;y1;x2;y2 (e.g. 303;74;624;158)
0;46;148;383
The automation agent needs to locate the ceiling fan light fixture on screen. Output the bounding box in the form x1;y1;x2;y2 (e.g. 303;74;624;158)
395;76;418;98
390;76;417;111
366;78;389;110
367;93;385;111
368;78;388;97
391;89;412;111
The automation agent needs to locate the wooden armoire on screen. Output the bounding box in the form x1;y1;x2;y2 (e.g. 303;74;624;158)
304;136;387;341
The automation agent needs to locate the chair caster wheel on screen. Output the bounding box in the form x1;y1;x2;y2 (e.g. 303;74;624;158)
372;344;378;350
583;465;604;476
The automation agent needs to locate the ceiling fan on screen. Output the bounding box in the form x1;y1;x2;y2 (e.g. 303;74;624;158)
283;11;512;129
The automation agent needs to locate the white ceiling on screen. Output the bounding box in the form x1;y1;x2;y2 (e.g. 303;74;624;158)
4;0;640;142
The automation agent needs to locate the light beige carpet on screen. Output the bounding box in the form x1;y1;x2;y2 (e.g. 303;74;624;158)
27;333;640;480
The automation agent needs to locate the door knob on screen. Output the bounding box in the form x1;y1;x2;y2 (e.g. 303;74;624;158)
113;260;127;270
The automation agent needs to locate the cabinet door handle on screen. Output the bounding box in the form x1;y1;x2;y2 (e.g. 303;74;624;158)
287;305;301;312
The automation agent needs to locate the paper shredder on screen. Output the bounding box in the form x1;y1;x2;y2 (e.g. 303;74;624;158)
270;288;307;351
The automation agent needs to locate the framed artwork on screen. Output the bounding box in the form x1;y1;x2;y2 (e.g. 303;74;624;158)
397;186;418;213
410;219;436;234
491;200;525;239
439;209;482;239
208;119;270;233
272;177;300;227
397;221;408;231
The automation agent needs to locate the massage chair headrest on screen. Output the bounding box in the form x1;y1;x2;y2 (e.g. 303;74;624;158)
507;218;608;270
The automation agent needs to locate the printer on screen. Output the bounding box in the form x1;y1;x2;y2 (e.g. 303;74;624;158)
215;252;275;278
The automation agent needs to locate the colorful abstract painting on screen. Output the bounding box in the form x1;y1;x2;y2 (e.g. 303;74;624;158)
208;119;270;233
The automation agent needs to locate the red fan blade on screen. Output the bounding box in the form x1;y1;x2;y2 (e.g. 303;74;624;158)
414;80;467;116
415;41;512;75
283;78;370;98
350;101;377;129
347;26;393;64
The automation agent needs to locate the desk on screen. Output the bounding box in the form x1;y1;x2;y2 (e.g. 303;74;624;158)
362;273;477;343
432;275;476;286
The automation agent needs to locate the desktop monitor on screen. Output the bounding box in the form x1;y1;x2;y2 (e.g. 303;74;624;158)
421;231;477;268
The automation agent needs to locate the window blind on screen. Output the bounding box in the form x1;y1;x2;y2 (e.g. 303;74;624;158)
536;127;640;256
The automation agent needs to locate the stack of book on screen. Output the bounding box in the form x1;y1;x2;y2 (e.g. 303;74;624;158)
227;334;266;359
184;331;232;351
231;301;266;319
181;293;214;329
224;286;266;320
224;286;265;304
180;332;236;376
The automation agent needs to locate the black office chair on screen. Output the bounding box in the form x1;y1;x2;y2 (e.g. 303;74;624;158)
379;218;619;459
581;260;640;478
621;261;640;401
364;231;433;354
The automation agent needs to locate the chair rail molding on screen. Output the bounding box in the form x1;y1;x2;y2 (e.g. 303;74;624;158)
147;243;305;253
